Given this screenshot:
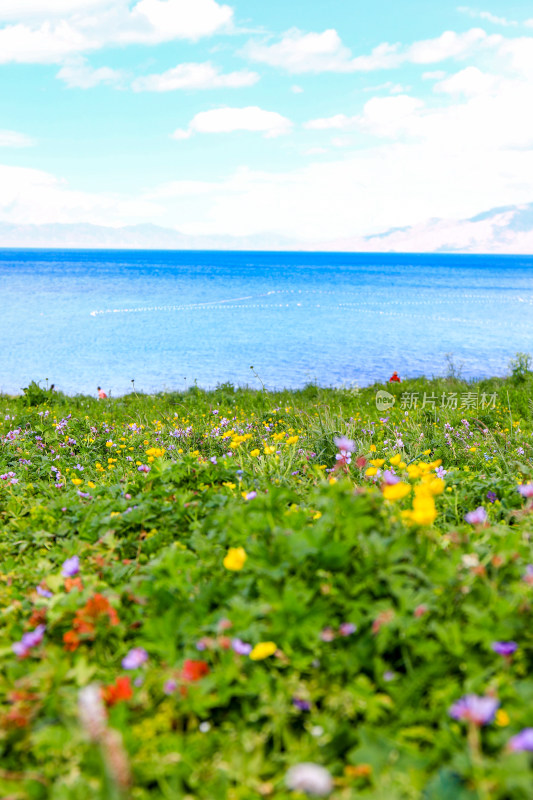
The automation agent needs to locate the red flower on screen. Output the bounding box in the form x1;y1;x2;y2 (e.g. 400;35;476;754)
102;676;133;707
181;660;210;682
63;630;80;651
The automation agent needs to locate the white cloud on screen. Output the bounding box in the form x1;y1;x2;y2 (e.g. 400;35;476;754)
132;62;258;92
305;95;424;137
406;28;497;63
0;21;90;64
172;106;293;139
457;7;518;27
0;0;112;21
0;130;36;147
242;26;501;74
0;0;234;64
0;163;161;226
122;0;233;44
434;65;499;95
242;28;361;74
57;57;124;88
291;85;304;93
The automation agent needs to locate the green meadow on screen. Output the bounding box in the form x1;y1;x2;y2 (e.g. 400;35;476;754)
1;360;533;799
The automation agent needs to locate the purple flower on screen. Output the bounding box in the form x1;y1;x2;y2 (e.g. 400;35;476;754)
163;679;177;695
382;470;399;485
486;491;497;503
334;436;355;452
435;466;447;478
509;728;533;752
36;585;53;598
383;670;397;682
62;555;80;577
12;625;46;658
231;638;252;656
465;507;488;525
292;697;311;711
449;694;499;725
339;622;357;636
209;456;217;465
492;641;517;656
245;491;257;501
121;647;149;669
518;483;533;498
137;464;151;473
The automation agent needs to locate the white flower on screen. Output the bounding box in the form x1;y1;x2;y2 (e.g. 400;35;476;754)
286;763;333;796
78;684;107;741
461;553;479;569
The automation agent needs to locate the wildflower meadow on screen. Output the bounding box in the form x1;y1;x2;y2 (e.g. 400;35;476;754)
2;366;533;799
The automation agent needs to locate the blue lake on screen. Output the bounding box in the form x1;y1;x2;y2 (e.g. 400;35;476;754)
1;248;532;395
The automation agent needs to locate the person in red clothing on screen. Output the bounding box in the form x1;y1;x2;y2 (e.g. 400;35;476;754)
389;371;401;383
97;386;108;399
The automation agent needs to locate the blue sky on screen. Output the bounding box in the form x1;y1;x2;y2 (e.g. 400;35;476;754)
1;0;533;244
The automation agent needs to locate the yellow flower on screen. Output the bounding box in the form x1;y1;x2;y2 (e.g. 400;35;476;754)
423;449;431;455
369;444;377;452
263;445;276;455
389;454;402;466
425;478;445;495
286;435;299;445
496;709;510;727
312;511;322;520
365;467;378;477
249;641;277;660
250;449;260;457
469;446;477;453
407;465;421;479
398;461;407;469
146;447;165;457
105;442;114;448
223;547;247;571
329;476;337;485
71;478;83;486
410;493;437;526
87;481;96;488
383;482;411;501
370;458;385;467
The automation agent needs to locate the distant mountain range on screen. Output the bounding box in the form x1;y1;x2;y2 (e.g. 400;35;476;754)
1;202;533;253
0;222;299;251
324;203;533;254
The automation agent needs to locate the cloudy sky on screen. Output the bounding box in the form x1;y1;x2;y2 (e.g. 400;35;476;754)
1;0;533;242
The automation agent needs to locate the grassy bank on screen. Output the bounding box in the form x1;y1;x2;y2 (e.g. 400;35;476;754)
1;368;533;799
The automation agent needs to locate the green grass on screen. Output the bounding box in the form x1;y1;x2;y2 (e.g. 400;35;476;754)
1;371;533;799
